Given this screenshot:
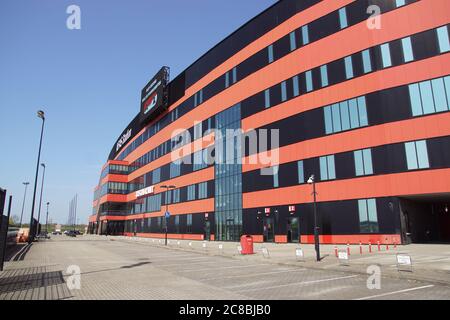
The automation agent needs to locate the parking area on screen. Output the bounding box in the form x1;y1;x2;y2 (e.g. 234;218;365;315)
1;235;450;300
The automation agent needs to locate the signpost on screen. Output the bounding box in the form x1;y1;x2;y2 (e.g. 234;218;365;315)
396;254;413;272
338;249;350;266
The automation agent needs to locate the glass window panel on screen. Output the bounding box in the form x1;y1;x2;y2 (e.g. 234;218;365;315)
320;157;328;181
419;81;435;114
225;72;229;88
405;142;418;170
268;45;274;63
281;81;287;102
416;140;430;169
327;155;336;180
362;49;372;74
297;160;304;184
320;65;328;87
431;78;448;112
358;200;368;224
437;26;450;53
273;166;279;188
331;103;342;132
354;150;364;176
339;7;348;29
302;25;309;45
324;106;333;134
445;76;450;110
289;31;296;51
380;43;392;68
395;0;405;7
340;101;350;131
401;37;414;62
363;149;373;175
264;89;271;109
357;97;368;126
349;99;360;128
292;75;299;97
409;83;423;116
367;199;378;232
232;67;237;83
345;56;354;79
305;70;313;92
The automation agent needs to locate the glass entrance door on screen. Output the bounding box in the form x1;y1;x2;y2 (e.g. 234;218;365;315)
287;217;300;243
263;217;275;242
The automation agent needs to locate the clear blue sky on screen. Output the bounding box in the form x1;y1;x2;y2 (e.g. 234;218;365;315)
0;0;276;225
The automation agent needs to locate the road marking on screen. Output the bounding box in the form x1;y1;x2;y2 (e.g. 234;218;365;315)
156;259;224;267
236;274;360;292
179;264;271;273
354;285;435;300
201;268;305;281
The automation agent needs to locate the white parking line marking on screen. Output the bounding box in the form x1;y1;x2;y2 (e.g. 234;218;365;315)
179;264;271;272
236;275;360;292
354;285;435;300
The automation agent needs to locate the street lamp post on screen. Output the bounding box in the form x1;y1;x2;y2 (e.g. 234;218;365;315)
160;185;176;246
45;202;50;234
307;174;321;262
28;110;46;243
19;182;30;228
36;163;46;236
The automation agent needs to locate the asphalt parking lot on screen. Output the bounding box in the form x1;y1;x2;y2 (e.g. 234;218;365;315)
1;235;450;300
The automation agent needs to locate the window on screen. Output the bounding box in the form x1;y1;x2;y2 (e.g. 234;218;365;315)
264;89;271;108
187;185;196;201
194;121;202;140
395;0;406;7
297;160;304;184
187;214;193;233
324;96;368;134
358;199;379;233
354;149;373;176
339;7;348;29
320;65;329;87
301;25;309;45
225;72;230;88
409;77;450;116
437;26;450;53
292;75;300;97
194;90;203;106
289;31;296;51
198;182;208;199
380;43;392;68
152;168;161;184
405;140;430;170
319;155;336;181
175;215;180;233
305;70;313;92
401;37;414;62
281;81;287;102
344;56;354;79
272;166;279;188
232;67;237;84
170;162;181;179
362;49;372;74
268;45;274;63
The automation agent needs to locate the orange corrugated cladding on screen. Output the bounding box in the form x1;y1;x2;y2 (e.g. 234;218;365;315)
89;0;450;245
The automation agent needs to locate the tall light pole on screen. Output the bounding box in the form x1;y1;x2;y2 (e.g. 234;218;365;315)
36;163;46;235
160;185;176;246
19;182;30;228
29;110;45;243
45;202;50;234
307;174;321;262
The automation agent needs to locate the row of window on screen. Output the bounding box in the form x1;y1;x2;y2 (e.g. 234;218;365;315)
250;138;436;194
113;0;417;163
124;213;195;234
254;25;449;119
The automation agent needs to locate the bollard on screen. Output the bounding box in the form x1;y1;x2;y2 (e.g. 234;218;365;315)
347;243;351;256
359;241;363;255
369;241;372;253
377;241;381;251
394;241;397;249
386;243;389;251
334;246;338;257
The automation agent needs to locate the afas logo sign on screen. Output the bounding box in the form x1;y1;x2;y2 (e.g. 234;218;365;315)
116;129;132;152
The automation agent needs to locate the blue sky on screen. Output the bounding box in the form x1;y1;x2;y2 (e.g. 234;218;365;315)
0;0;276;224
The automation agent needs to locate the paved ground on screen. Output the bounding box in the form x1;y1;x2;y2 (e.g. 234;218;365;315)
1;235;450;300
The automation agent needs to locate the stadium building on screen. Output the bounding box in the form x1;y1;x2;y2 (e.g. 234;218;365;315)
89;0;450;244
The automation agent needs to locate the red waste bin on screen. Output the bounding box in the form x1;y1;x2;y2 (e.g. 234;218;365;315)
240;235;254;254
